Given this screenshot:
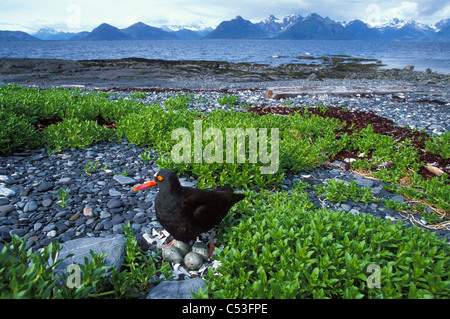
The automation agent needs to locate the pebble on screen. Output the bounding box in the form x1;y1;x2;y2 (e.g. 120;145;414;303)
109;189;121;197
0;204;14;216
107;199;123;209
23;201;38;212
83;206;94;217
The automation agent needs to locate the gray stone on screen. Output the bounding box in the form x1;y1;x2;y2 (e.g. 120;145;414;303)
107;199;123;209
57;177;72;185
34;222;43;231
109;189;121;197
47;230;57;237
113;175;136;185
38;181;53;192
370;187;382;195
100;211;111;219
10;228;27;238
43;224;56;232
0;185;16;197
112;224;124;233
24;201;38;212
52;234;126;279
355;176;374;188
42;198;53;207
391;195;404;203
340;204;351;212
0;204;15;216
180;181;194;187
349;208;360;216
146;277;206;299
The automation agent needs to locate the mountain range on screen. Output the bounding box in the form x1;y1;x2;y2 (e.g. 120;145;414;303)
1;13;449;41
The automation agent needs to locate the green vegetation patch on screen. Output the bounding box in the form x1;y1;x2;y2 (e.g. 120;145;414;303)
196;184;450;299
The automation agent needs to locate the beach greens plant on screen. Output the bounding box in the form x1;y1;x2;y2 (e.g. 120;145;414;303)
83;161;100;175
0;108;41;153
315;179;380;204
57;187;72;208
164;92;194;110
129;91;146;99
217;93;240;107
43;118;116;154
425;131;450;159
195;185;450;299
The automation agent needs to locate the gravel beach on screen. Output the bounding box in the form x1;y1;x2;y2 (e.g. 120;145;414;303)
0;57;449;297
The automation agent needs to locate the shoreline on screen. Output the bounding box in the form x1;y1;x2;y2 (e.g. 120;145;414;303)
1;57;449;90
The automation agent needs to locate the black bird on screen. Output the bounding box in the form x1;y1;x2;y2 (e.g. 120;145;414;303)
133;169;245;256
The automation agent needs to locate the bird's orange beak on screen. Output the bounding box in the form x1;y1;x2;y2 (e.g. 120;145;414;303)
133;179;157;191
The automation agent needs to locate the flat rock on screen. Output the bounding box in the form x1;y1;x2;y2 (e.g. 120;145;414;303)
146;277;206;299
107;198;123;209
113;175;136;185
37;181;54;192
52;234;126;279
0;204;15;216
56;177;72;185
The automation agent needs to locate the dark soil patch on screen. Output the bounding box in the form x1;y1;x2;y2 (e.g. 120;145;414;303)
33;115;116;131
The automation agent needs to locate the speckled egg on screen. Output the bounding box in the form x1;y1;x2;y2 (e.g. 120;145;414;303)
162;246;183;264
184;251;204;270
191;242;209;260
173;240;190;256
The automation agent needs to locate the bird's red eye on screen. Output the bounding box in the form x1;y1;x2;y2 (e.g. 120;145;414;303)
157;175;163;181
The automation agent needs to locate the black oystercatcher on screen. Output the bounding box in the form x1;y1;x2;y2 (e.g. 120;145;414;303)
133;169;245;256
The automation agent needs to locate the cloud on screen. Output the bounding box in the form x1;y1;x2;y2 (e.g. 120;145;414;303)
417;0;450;16
1;0;449;32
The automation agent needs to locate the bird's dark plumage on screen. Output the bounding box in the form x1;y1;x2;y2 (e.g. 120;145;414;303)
135;169;245;242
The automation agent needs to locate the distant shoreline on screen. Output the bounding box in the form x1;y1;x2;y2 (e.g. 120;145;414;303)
0;57;449;90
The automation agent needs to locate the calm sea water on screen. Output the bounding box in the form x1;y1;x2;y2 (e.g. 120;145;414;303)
1;39;449;74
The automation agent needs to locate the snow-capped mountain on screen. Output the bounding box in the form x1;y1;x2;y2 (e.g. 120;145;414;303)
4;14;450;41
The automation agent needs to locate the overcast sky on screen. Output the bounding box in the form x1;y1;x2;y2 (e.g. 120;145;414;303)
1;0;449;33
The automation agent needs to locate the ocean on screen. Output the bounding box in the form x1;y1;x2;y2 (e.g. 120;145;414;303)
1;39;449;74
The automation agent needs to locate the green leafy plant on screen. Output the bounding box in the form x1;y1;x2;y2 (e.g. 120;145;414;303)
315;179;380;204
0;235;64;298
83;161;100;175
57;187;72;208
43;118;116;154
195;185;450;299
129;91;146;99
164;93;194;110
217;93;240;107
140;151;153;162
425;131;450;159
0;108;41;153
